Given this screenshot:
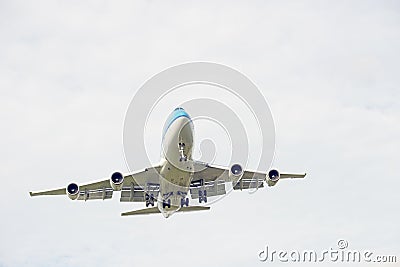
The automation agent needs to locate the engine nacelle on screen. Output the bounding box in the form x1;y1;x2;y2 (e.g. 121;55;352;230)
266;169;280;186
229;163;244;182
66;183;79;200
110;172;124;191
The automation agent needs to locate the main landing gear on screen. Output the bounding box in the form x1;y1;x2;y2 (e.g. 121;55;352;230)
145;193;155;207
180;197;189;207
198;190;207;204
162;199;171;209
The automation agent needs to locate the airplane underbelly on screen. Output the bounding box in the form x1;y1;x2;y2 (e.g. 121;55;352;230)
159;114;194;217
157;162;192;217
160;162;192;191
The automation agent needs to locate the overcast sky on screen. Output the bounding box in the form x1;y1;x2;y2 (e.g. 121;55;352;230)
1;1;399;266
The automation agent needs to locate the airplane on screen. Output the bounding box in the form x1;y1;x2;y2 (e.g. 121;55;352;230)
30;107;306;218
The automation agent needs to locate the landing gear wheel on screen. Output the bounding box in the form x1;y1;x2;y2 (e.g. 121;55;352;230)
179;155;188;162
179;142;187;162
198;190;203;203
198;190;207;204
199;196;207;203
163;199;171;209
150;194;154;206
181;197;190;207
145;193;155;207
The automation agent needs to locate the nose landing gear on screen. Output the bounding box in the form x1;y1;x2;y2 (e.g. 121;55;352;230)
178;142;187;162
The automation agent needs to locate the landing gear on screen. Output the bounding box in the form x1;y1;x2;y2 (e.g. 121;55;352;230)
180;197;189;207
179;142;187;162
198;190;207;204
145;193;155;207
162;198;171;209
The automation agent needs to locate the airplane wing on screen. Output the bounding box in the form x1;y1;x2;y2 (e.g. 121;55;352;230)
29;166;162;202
189;161;306;198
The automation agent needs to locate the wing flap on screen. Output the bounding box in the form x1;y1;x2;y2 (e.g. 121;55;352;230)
120;182;160;202
120;189;146;202
190;181;226;199
77;188;113;201
233;178;264;190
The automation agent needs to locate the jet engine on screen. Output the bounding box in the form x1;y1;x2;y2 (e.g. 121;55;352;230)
266;169;280;186
229;163;244;181
66;183;79;200
110;172;124;191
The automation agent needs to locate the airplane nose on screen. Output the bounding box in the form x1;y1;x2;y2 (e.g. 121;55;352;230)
175;115;191;127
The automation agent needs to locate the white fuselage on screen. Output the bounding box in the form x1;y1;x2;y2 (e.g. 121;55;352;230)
158;108;194;217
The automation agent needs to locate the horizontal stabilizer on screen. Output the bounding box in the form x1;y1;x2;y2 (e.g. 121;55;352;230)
121;206;210;216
